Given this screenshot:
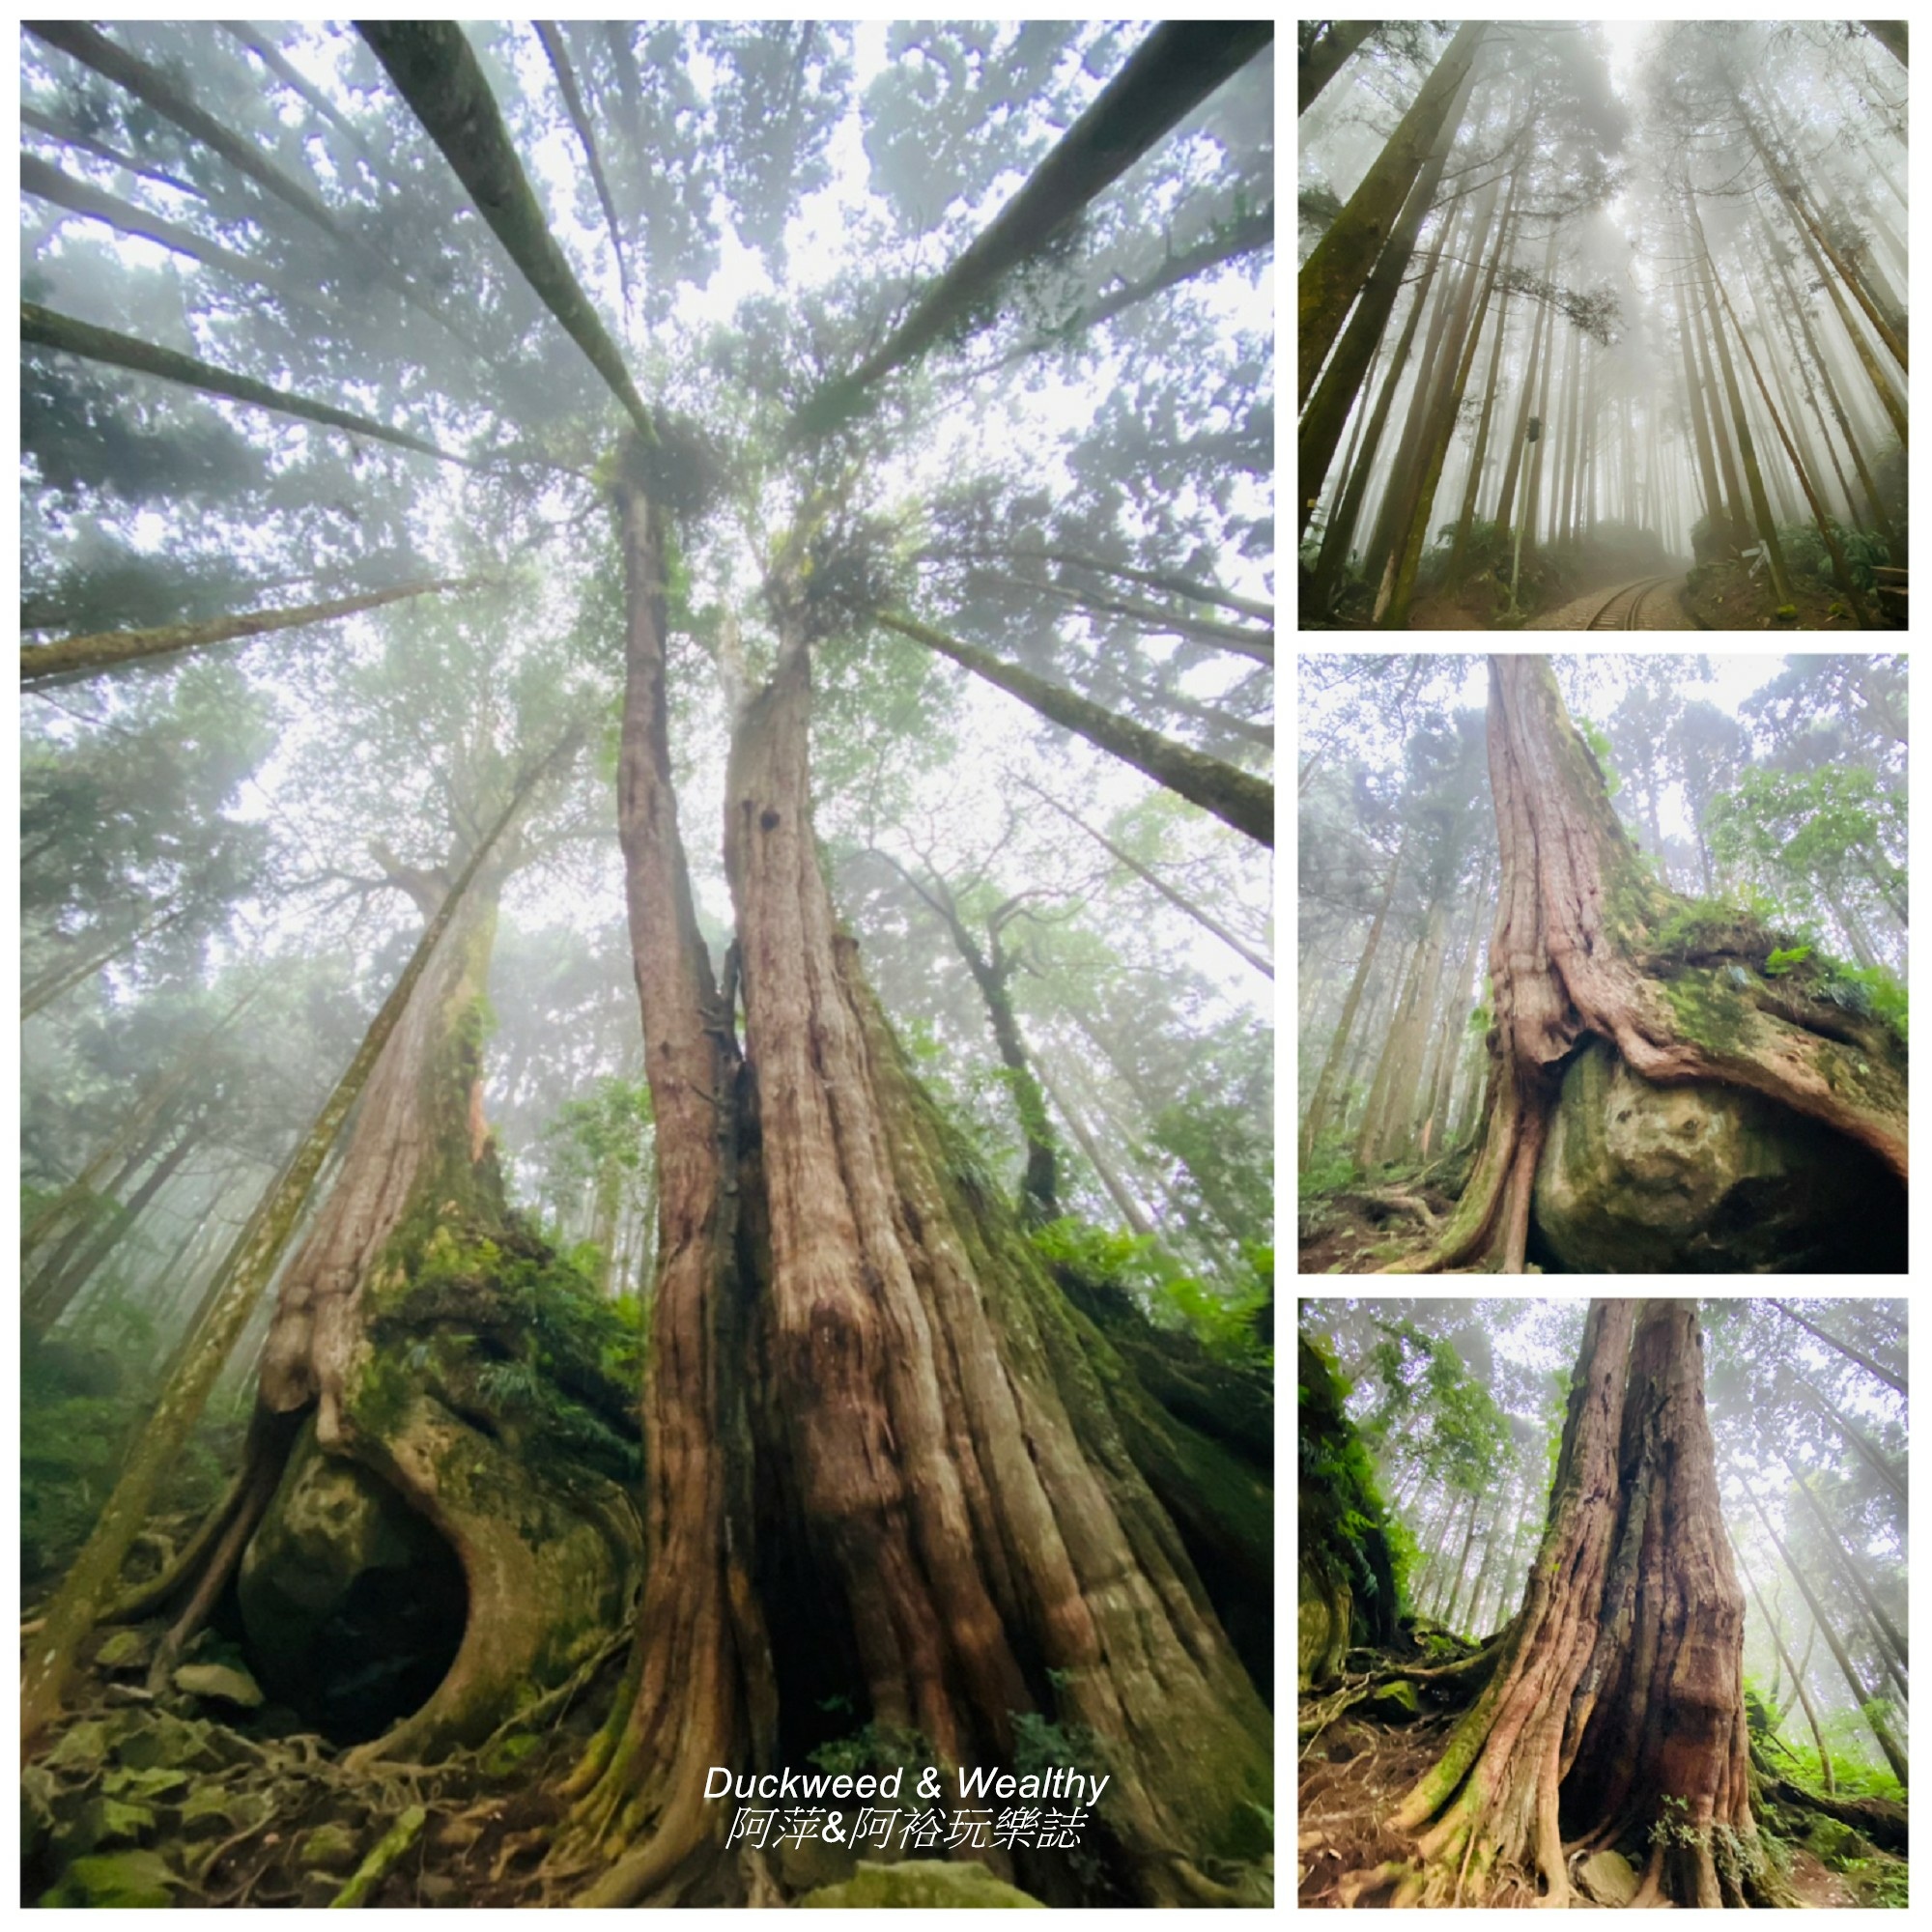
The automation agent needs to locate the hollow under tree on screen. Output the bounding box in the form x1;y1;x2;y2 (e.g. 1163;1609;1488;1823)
1393;654;1906;1275
1332;1298;1778;1908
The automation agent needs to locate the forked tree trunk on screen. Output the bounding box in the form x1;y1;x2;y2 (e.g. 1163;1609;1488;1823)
1396;656;1906;1274
716;582;1270;1901
1359;1300;1772;1909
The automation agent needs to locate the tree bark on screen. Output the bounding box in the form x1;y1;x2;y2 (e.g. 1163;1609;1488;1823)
878;612;1272;846
559;461;766;1904
1396;657;1906;1274
1375;1301;1767;1909
798;22;1272;437
1299;21;1487;405
535;21;632;309
23;577;476;689
718;573;1270;1900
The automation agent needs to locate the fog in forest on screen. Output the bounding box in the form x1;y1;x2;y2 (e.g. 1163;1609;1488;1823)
20;22;1273;1910
1300;652;1907;1274
1298;21;1908;631
1300;1297;1908;1908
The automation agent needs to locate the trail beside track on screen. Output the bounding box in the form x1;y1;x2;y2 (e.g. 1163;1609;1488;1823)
1528;574;1689;631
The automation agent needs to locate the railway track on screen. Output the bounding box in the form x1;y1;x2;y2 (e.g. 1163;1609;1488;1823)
1585;575;1676;630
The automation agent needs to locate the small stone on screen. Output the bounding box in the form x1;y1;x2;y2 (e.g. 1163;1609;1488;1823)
173;1662;266;1709
798;1860;1046;1908
1576;1849;1638;1907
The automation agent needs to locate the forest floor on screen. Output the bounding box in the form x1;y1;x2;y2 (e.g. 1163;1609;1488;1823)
1298;1175;1470;1275
1297;1667;1908;1908
1527;575;1692;630
1681;557;1887;631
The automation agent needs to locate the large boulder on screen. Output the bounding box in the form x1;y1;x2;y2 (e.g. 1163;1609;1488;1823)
1533;1040;1902;1272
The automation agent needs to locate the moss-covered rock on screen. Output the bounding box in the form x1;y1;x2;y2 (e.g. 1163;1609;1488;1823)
1533;1040;1900;1272
797;1860;1046;1907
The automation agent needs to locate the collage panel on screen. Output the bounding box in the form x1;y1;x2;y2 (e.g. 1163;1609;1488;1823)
1296;1293;1908;1908
1297;649;1906;1277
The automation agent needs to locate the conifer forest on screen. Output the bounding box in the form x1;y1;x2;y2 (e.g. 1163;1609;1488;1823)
18;22;1275;1909
1297;21;1910;630
1299;1296;1909;1908
1299;653;1907;1274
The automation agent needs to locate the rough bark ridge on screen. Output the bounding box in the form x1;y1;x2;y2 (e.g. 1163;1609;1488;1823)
722;592;1271;1900
560;467;771;1908
1367;1300;1768;1908
1401;655;1906;1273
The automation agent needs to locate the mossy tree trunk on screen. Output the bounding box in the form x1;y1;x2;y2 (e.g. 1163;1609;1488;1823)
1397;656;1906;1275
714;578;1271;1901
1373;1300;1770;1908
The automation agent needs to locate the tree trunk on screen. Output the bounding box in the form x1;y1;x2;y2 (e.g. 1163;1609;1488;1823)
1036;1060;1156;1239
801;21;1271;436
1298;21;1487;405
358;20;658;443
1396;657;1906;1275
21;301;482;470
1299;20;1378;114
535;21;632;308
23;577;477;689
21;760;555;1753
1492;227;1559;538
1447;247;1517;577
1800;1379;1906;1504
1769;1300;1906;1396
558;465;766;1904
1373;1301;1768;1909
1782;1462;1906;1682
1019;778;1270;977
1736;1544;1833;1794
1743;1486;1909;1787
1437;1499;1483;1632
717;577;1270;1900
879;612;1272;846
1299;58;1478;541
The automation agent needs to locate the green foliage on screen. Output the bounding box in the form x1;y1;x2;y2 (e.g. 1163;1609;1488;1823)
1763;944;1812;977
1577;717;1622;798
1820;962;1908;1041
808;1719;934;1783
1029;1215;1269;1365
1298;1125;1357;1200
1778;520;1889;592
1298;1330;1405;1640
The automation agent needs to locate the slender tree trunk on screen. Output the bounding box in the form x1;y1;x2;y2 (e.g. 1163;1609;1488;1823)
1037;1060;1156;1238
1448;249;1517;578
21;302;481;470
357;20;659;442
535;21;632;308
1309;233;1444;608
1492;227;1558;537
1769;1300;1906;1396
21;898;191;1021
879;612;1272;845
1302;842;1405;1156
1736;1543;1833;1794
1299;58;1480;539
23;577;478;689
1782;1463;1906;1684
1299;20;1378;113
1438;1500;1483;1632
1299;21;1488;404
801;21;1272;435
1017;780;1270;978
1744;1486;1909;1787
559;467;764;1902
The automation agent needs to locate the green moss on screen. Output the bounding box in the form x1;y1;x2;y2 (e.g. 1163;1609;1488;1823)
1658;968;1753;1058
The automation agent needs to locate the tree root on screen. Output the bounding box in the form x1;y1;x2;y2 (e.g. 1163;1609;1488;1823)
1765;1775;1908;1853
332;1804;428;1907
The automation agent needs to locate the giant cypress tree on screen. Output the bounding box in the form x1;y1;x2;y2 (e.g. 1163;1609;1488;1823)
21;19;1274;1906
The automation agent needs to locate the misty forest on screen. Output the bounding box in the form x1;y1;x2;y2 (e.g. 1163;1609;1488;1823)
1299;1296;1908;1909
1299;652;1907;1273
18;21;1275;1911
1297;20;1910;630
